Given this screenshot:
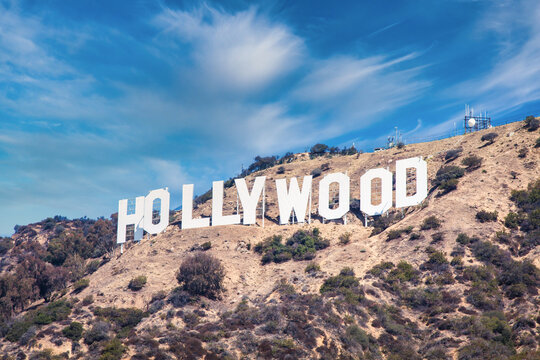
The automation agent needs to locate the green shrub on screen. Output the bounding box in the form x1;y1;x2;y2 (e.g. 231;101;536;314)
421;216;442;230
458;338;513;360
494;231;511;244
311;168;322;177
434;166;464;188
310;143;328;158
386;229;402;241
471;241;511;267
73;278;89;293
339;232;352;245
93;307;145;337
176;252;225;299
5;301;72;342
5;320;33;342
456;233;472;245
86;259;102;274
509;179;540;233
505;283;527;299
83;321;110;345
305;262;320;273
504;212;519;229
426;251;448;266
343;325;371;349
535;137;540;148
476;210;498;223
128;276;147;291
435;271;455;285
82;295;94;306
524;115;536;127
461;155;483;171
62;321;83;341
320;268;359;294
451;256;463;267
200;241;212;251
254;229;329;264
481;132;498;144
445;148;462;161
431;232;444;243
99;338;126;360
369;211;404;236
386;261;420;283
439;178;459;193
32;300;72;325
368;262;395;277
402;287;444;311
524;115;539;131
409;232;421;240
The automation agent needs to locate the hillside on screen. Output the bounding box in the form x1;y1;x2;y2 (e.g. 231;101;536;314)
0;120;539;359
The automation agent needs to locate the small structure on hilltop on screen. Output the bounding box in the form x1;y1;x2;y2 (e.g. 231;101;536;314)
386;126;403;149
464;104;491;133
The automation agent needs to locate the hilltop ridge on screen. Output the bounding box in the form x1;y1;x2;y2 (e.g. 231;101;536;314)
0;120;539;359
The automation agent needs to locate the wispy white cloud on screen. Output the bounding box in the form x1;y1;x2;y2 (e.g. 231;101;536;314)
153;6;305;94
367;21;402;38
449;0;540;113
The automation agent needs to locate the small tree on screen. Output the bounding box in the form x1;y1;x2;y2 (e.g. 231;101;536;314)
177;253;225;299
310;144;328;157
524;115;539;131
481;132;498;144
528;119;540;131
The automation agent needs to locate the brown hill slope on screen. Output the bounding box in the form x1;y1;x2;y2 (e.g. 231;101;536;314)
0;121;539;359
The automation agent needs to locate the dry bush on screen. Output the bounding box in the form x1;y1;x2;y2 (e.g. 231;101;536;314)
176;253;225;299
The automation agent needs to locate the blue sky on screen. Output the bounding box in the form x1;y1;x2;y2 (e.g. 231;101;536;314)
1;0;540;235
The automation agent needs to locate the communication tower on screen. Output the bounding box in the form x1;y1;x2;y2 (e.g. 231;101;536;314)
464;105;491;133
386;127;402;148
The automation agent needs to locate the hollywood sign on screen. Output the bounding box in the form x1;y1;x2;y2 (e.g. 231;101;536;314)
117;157;427;244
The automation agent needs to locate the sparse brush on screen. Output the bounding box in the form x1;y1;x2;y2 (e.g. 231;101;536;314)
476;210;498;223
481;132;498;144
445;148;462;161
421;216;442;230
461;155;483;171
305;262;321;273
339;232;352;245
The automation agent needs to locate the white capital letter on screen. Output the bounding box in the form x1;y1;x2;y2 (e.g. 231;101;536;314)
360;168;393;216
319;173;350;220
235;176;266;225
117;196;144;244
395;157;427;208
212;180;241;226
182;184;210;229
276;176;312;224
143;188;170;235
